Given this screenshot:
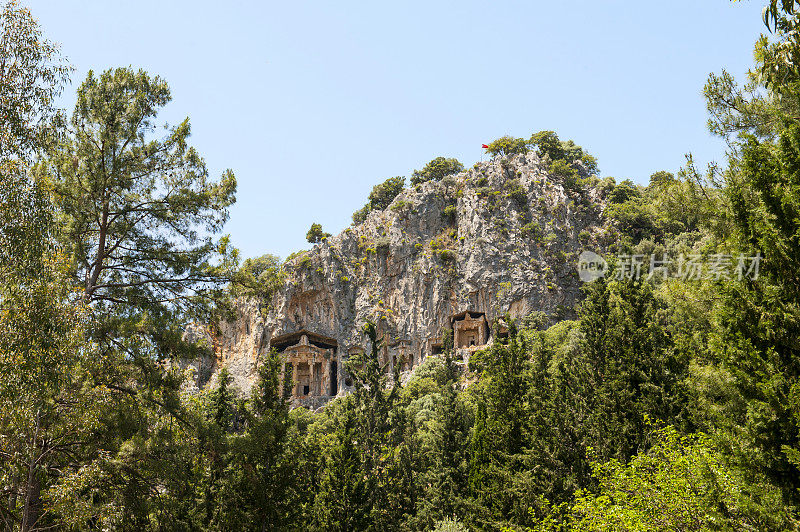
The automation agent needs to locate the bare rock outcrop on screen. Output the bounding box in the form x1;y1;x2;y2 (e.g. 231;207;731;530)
197;152;613;400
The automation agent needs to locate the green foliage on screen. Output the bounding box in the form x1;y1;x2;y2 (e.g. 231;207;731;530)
0;14;105;529
352;176;406;225
438;249;455;262
549;159;583;192
230;253;284;302
596;175;617;197
750;1;800;93
351;204;369;224
485;135;529;157
707;124;800;502
549;427;791;531
648;170;675;188
604;179;694;246
369;176;406;210
530;130;599;176
576;279;690;460
487;130;602;196
0;0;70;160
489;279;693;529
606;178;640;204
0;167;106;530
4;2;800;529
529;130;565;161
467;319;533;527
432;517;469;532
199;349;297;529
561;140;599;176
443;203;457;222
404;340;471;530
306;222;331;243
312;321;414;530
521;221;540;239
411;156;464;185
390;199;417;220
285;249;309;263
2;61;242;529
504;178;529;207
44;67;238;355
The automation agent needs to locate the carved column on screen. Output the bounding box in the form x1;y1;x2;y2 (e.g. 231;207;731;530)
326;359;332;395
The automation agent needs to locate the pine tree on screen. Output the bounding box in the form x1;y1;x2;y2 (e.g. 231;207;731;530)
712;124;800;502
467;318;531;528
312;321;413;531
43;67;237;360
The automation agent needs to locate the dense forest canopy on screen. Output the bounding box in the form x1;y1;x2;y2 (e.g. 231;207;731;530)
2;0;800;530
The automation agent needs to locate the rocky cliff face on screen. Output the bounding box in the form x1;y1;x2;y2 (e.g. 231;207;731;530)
193;152;613;399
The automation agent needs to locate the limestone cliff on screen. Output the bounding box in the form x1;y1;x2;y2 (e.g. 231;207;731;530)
191;151;614;402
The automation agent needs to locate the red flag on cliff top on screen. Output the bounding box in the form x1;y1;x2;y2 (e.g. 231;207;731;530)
481;144;489;149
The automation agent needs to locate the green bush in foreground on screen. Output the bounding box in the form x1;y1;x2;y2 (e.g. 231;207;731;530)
532;427;792;531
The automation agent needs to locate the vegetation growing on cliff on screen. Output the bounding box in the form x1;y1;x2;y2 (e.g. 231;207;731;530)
306;222;331;243
411;156;464;186
484;131;599;181
352;176;406;224
4;1;800;530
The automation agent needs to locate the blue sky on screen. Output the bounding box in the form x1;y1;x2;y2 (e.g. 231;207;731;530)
29;0;765;260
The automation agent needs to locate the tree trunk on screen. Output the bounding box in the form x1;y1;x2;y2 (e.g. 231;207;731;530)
7;470;19;530
20;410;40;532
85;200;109;301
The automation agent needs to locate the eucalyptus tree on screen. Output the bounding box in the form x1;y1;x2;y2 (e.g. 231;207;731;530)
0;0;70;161
0;4;97;529
0;164;106;531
